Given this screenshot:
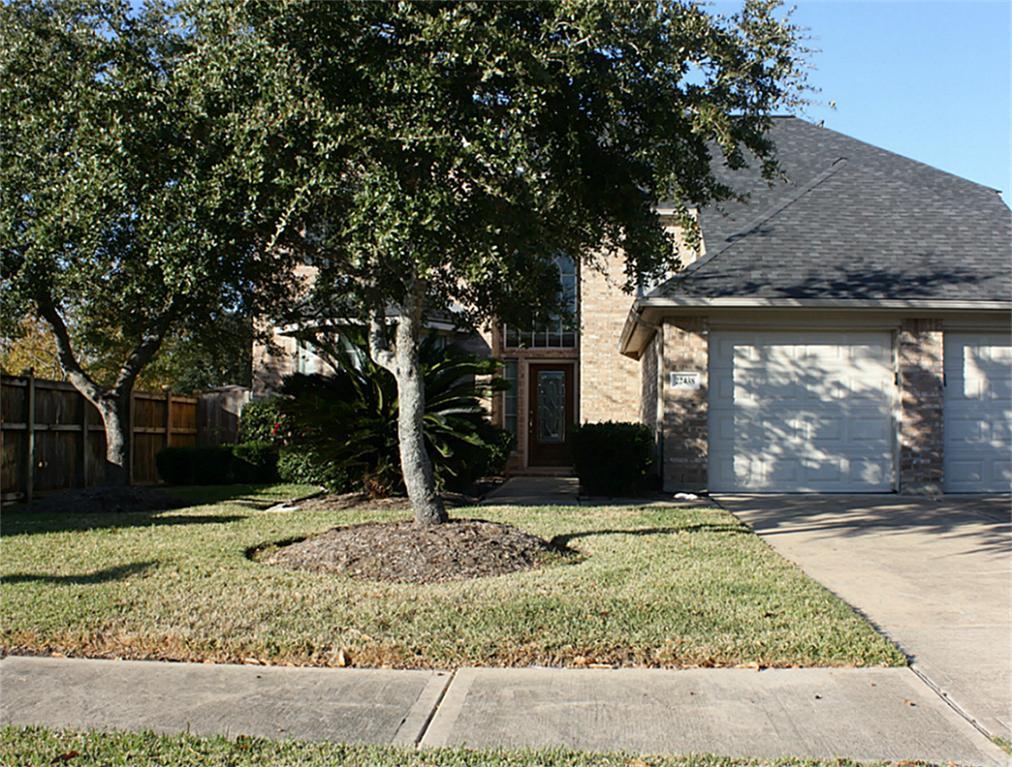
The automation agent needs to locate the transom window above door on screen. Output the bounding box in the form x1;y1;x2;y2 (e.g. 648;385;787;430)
502;254;577;349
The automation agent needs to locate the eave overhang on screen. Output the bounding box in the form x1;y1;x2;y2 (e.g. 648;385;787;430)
619;296;1012;359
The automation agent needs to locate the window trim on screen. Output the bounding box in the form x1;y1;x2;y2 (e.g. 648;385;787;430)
502;254;578;350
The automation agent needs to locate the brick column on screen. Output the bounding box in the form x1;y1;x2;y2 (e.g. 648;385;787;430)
661;319;709;492
898;319;944;494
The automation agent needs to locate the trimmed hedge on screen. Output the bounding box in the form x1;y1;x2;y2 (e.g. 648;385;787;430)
571;421;655;497
277;447;350;491
231;441;280;483
156;442;279;485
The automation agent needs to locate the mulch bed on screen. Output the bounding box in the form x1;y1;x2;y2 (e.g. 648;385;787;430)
25;486;186;515
259;519;574;584
295;489;482;513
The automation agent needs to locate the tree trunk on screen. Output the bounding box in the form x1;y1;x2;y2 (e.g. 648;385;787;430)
394;283;447;526
38;300;169;489
95;391;131;486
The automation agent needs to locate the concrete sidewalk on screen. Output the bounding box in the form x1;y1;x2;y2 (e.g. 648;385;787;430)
2;656;1006;765
0;656;448;745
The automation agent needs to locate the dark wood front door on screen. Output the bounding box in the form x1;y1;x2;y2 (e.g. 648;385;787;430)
528;363;575;467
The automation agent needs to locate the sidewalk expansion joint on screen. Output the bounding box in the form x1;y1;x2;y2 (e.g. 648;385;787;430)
413;669;455;748
909;663;994;743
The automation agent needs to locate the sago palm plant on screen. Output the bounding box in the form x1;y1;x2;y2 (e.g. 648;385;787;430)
277;332;511;495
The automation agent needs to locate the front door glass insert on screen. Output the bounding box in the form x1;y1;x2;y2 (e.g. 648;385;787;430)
537;371;566;443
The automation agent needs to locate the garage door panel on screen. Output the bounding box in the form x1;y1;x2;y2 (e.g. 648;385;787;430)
947;417;983;443
944;332;1012;492
708;331;895;493
849;416;891;443
993;417;1012;442
850;457;889;486
808;416;843;443
947;460;984;485
765;459;797;483
712;412;737;441
802;459;842;482
713;376;736;404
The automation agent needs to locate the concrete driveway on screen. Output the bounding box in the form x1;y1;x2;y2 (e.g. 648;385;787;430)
718;494;1011;742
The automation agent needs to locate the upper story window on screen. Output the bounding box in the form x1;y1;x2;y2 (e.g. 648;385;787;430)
502;254;577;349
295;338;325;374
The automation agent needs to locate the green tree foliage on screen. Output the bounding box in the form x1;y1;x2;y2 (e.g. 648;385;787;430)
207;0;808;523
0;318;65;380
0;0;306;482
1;312;253;392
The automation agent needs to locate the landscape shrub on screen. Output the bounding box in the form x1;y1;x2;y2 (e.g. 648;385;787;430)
155;445;235;485
238;398;283;443
442;419;514;491
156;442;280;485
276;447;350;491
571;421;655;497
231;441;280;483
278;333;511;496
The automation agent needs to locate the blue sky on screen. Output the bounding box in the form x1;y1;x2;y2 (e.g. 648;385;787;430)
714;0;1010;198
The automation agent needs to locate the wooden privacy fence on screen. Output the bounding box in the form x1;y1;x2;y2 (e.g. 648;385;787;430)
1;373;250;503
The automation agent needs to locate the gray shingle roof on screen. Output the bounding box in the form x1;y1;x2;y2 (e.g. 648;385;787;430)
652;116;1012;302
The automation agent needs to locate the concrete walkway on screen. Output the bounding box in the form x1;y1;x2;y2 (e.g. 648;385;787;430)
481;476;703;507
2;656;1006;765
481;476;579;505
719;494;1011;743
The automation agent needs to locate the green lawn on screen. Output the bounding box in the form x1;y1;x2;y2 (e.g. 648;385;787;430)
0;484;903;668
0;727;940;767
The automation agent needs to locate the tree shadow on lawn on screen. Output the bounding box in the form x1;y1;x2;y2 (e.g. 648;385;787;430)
1;511;246;537
159;484;299;510
3;560;158;585
550;522;747;548
1;483;295;537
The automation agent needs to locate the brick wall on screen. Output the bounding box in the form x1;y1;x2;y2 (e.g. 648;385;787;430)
252;330;298;396
898;318;944;494
579;252;641;424
660;318;709;491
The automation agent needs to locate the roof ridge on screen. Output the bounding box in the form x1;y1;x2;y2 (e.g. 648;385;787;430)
648;157;849;296
787;117;1003;195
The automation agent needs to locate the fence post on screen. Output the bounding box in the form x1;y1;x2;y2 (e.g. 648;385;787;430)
80;394;89;487
164;388;172;451
128;389;135;485
25;368;35;504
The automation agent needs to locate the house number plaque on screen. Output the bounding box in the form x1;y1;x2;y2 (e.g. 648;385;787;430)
669;371;701;390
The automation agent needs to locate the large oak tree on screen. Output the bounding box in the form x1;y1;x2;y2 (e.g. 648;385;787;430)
223;0;808;524
1;0;308;482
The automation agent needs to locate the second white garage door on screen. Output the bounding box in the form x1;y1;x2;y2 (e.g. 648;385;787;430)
709;331;895;492
943;332;1012;493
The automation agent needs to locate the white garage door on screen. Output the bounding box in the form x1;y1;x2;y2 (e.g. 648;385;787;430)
709;331;895;492
943;333;1012;493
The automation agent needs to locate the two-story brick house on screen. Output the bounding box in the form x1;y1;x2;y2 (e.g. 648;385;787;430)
254;116;1012;494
